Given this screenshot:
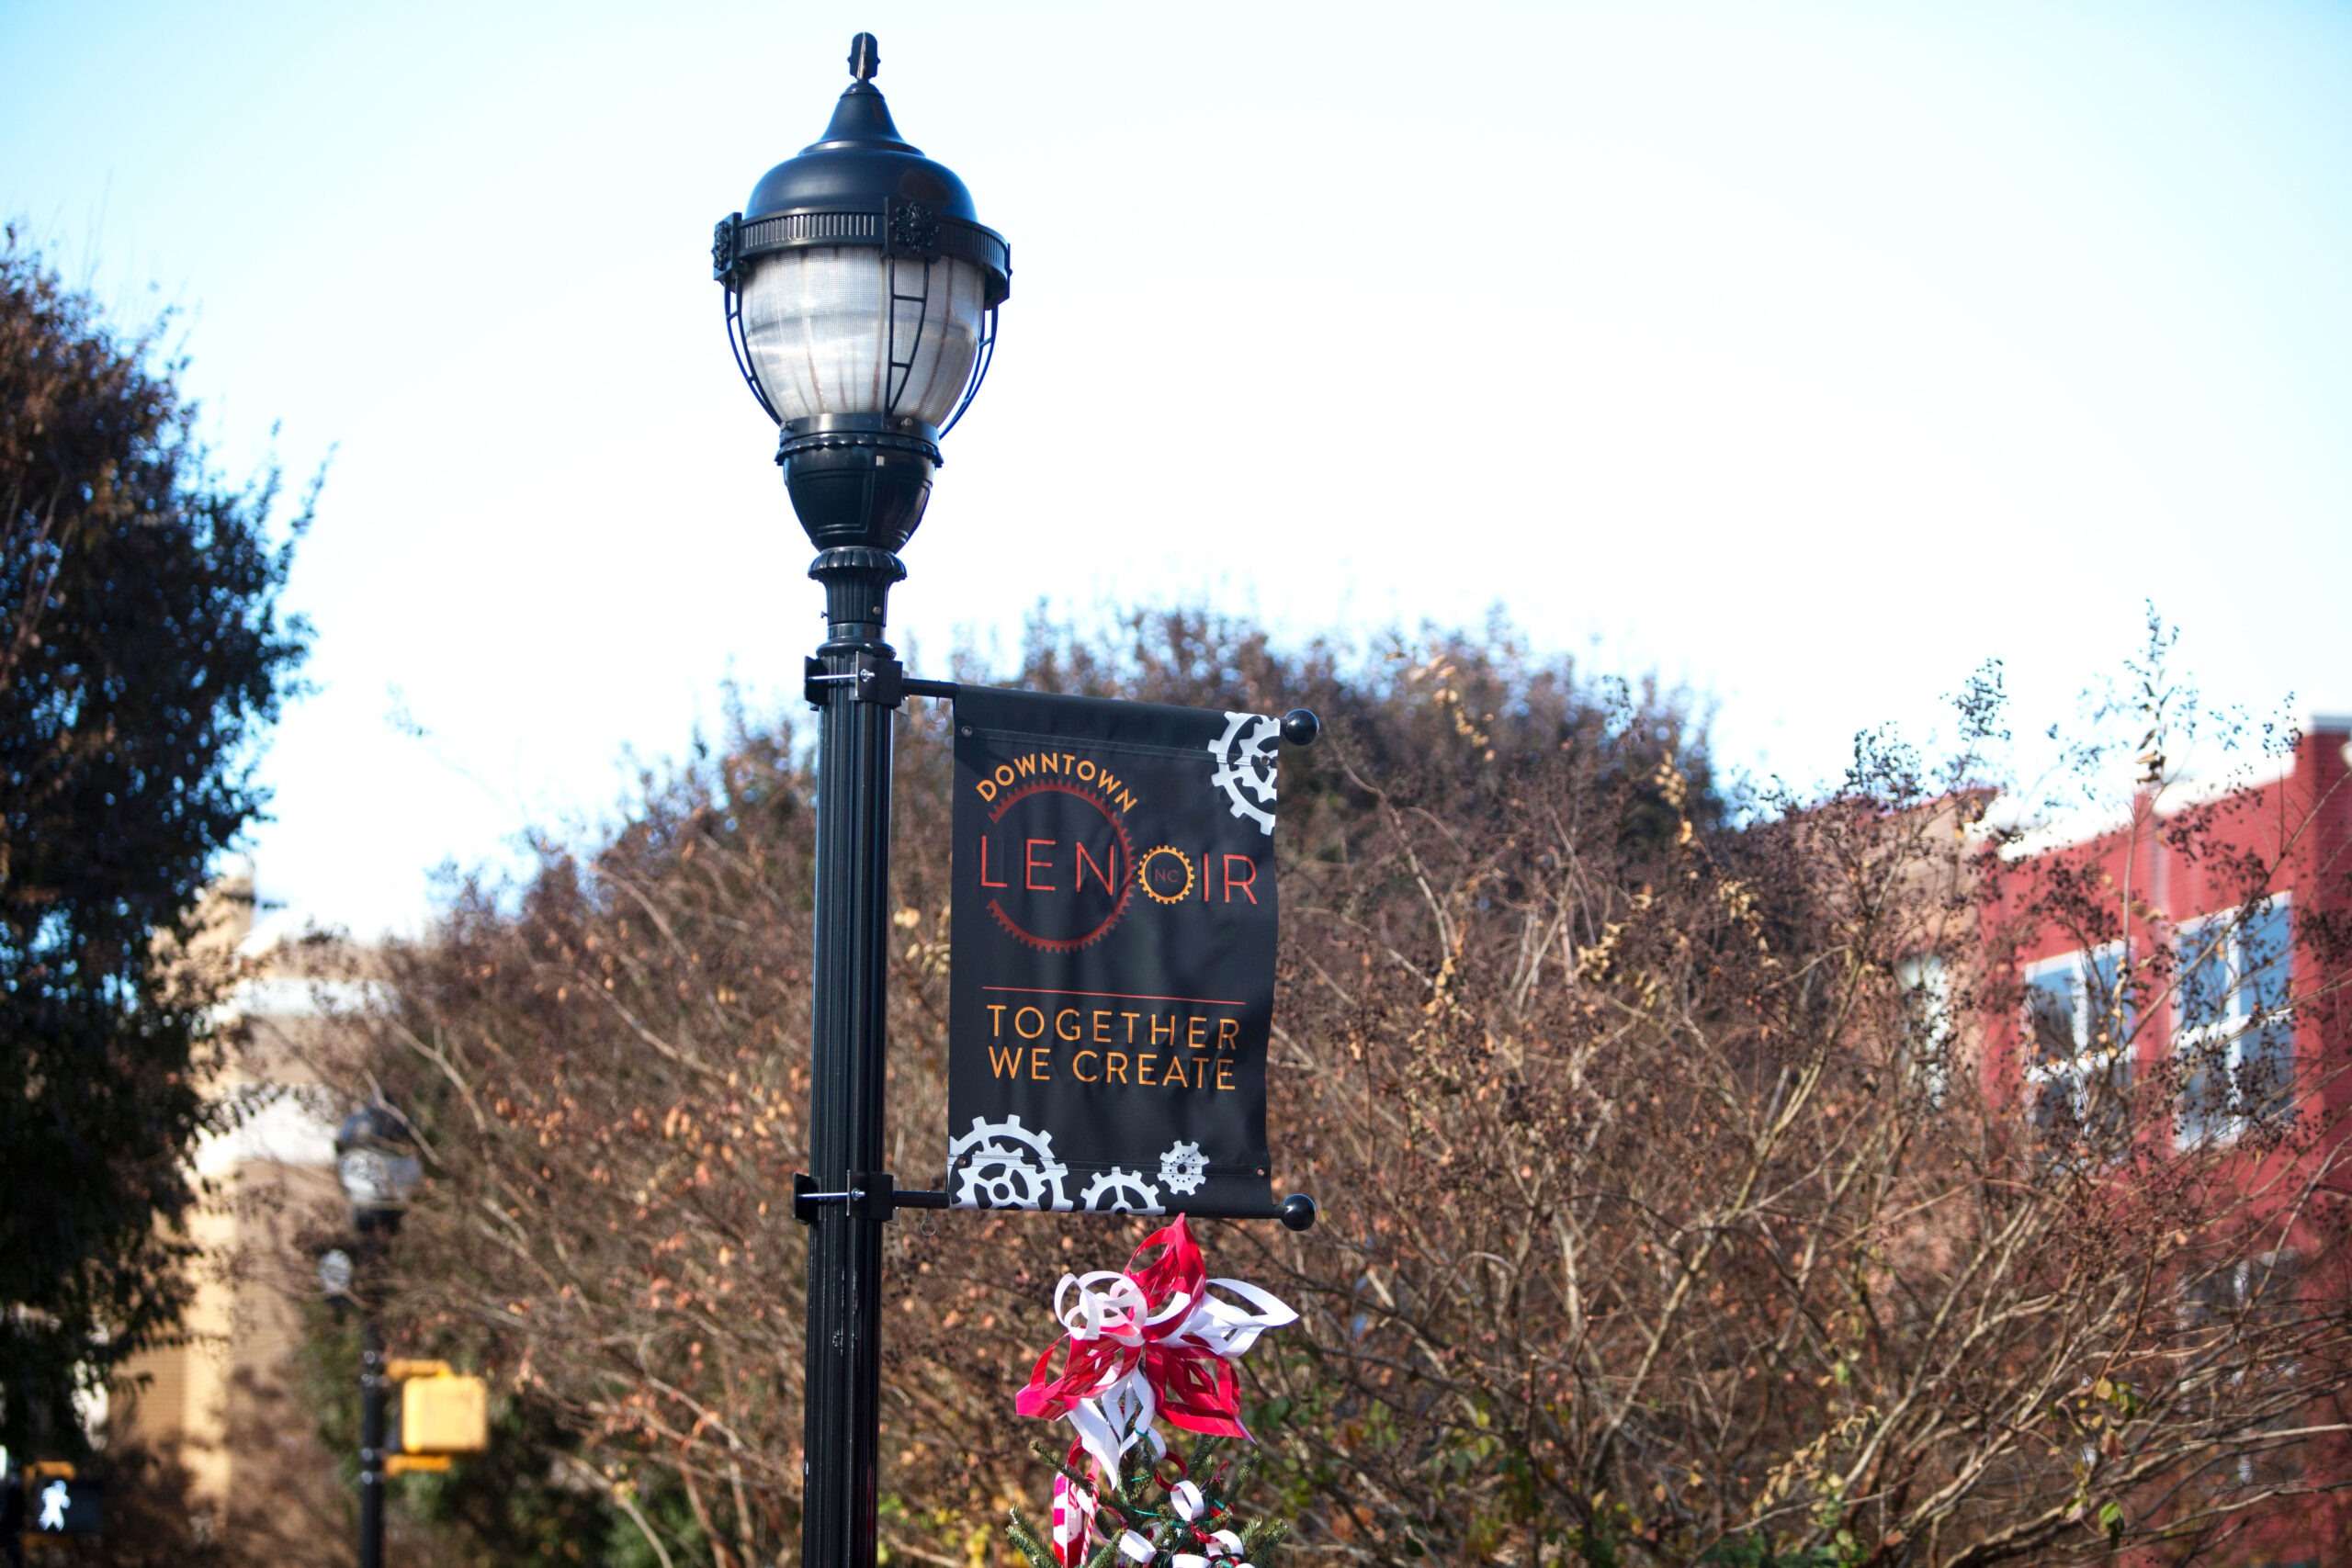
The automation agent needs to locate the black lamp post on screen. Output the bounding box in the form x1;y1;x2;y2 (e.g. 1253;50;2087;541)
711;32;1008;1568
333;1104;422;1568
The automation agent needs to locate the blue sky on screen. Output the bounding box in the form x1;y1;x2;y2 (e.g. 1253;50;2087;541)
5;1;2348;938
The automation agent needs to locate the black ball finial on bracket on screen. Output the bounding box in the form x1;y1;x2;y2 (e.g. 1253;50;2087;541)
1280;1193;1318;1232
1281;709;1321;748
848;32;879;82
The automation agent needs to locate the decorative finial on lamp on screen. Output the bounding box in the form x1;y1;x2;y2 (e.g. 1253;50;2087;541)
848;32;878;82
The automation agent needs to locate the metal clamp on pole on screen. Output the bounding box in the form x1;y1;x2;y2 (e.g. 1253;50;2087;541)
792;1170;953;1223
803;652;906;708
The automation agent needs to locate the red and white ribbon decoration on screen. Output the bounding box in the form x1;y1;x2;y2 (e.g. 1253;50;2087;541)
1050;1472;1090;1564
1016;1216;1295;1564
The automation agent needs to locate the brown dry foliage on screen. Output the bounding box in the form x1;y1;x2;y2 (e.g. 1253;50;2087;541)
328;611;2352;1567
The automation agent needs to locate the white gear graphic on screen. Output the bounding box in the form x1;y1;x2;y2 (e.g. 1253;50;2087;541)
1207;712;1280;836
947;1115;1072;1210
1080;1168;1165;1214
1158;1139;1209;1196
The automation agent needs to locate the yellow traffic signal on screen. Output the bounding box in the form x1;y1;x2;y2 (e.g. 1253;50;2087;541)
399;1371;490;1456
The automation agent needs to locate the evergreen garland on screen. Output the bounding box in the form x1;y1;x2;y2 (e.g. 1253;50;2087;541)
1006;1434;1290;1568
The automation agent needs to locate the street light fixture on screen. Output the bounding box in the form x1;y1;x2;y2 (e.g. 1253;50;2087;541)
713;28;1010;551
711;32;1007;1568
332;1102;421;1568
335;1104;423;1235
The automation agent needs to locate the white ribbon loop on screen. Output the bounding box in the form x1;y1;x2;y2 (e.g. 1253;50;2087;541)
1055;1270;1152;1345
1159;1278;1299;1360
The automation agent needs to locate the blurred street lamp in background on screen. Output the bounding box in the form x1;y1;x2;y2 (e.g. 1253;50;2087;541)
710;31;1009;1568
336;1104;423;1235
333;1103;421;1568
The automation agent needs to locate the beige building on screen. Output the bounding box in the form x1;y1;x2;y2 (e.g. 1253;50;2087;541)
110;865;365;1551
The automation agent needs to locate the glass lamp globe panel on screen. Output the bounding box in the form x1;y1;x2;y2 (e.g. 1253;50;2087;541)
739;248;987;429
339;1148;389;1204
319;1248;355;1297
338;1148;422;1205
383;1152;424;1202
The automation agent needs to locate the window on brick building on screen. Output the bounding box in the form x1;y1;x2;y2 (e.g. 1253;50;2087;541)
2179;1249;2307;1488
2174;894;2293;1146
2182;1247;2301;1329
1894;953;1952;1106
2022;942;2134;1156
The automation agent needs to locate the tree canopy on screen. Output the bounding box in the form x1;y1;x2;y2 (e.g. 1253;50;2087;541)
0;231;311;1458
333;611;2352;1567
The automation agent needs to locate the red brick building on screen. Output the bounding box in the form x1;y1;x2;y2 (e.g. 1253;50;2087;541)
1983;716;2352;1564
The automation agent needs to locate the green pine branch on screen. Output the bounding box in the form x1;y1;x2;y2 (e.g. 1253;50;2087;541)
1005;1507;1059;1568
1240;1517;1291;1561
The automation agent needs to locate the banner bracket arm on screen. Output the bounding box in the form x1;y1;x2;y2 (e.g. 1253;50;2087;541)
792;1170;951;1223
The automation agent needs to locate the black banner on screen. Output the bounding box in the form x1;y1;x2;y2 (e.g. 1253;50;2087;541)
947;687;1282;1216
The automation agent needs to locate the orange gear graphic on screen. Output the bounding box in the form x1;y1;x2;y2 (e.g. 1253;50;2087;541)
1136;845;1195;905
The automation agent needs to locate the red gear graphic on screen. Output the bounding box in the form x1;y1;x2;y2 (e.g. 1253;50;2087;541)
984;777;1138;953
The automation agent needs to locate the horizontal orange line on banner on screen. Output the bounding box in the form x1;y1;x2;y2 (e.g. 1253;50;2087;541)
980;985;1242;1008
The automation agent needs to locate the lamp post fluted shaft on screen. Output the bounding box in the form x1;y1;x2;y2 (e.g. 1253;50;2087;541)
334;1109;413;1568
359;1314;385;1568
802;547;906;1568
